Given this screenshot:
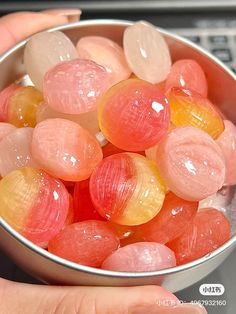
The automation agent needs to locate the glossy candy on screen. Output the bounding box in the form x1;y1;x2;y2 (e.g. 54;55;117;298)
0;122;16;141
167;87;224;139
0;127;37;177
139;192;198;243
48;220;120;267
123;21;171;84
155;126;225;201
24;31;77;90
31;119;103;181
8;86;43;127
98;79;170;151
0;84;20;121
90;153;166;225
167;208;231;265
102;242;176;272
165;59;208;97
0;167;69;243
43;59;113;114
76;36;131;85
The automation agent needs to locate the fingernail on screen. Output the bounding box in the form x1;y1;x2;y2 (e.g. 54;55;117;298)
132;303;208;314
43;9;82;22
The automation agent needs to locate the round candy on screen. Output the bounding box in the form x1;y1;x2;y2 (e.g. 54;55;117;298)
0;167;69;243
36;103;100;136
0;127;37;177
98;79;170;151
123;21;171;84
216;120;236;186
90;153;166;225
155;126;225;201
0;84;20;121
139;192;198;244
102;242;176;272
24;31;77;90
8;86;43;127
0;122;16;141
31;119;103;181
167;87;224;139
43;59;113;114
167;208;231;265
76;36;131;85
165;59;208;97
48;220;120;267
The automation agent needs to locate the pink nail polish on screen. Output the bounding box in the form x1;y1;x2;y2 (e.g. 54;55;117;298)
131;303;208;314
43;9;82;22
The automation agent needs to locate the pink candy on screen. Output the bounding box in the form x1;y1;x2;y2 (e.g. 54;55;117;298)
0;122;16;141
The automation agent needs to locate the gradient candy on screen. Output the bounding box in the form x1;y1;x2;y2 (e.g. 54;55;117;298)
31;118;103;181
0;122;16;141
98;79;170;151
165;59;208;97
0;167;69;243
0;84;20;121
167;87;224;139
167;208;231;265
43;59;113;114
48;220;120;267
8;86;43;127
24;31;77;90
123;21;171;84
90;153;166;225
155;126;225;201
102;242;176;272
76;36;131;85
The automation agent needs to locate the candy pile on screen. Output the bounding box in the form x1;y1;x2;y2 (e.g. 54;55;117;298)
0;21;234;272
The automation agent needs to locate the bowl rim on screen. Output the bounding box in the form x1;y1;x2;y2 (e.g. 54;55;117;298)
0;19;236;279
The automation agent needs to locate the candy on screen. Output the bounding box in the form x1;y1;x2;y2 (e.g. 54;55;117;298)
0;122;16;141
102;142;125;158
139;192;198;243
167;87;224;139
123;21;171;84
98;79;170;151
36;103;100;136
90;153;166;225
24;31;77;90
165;59;208;97
0;127;37;177
102;242;176;272
0;167;69;243
167;208;231;265
31;118;103;181
76;36;131;85
8;86;43;127
48;220;120;267
155;126;225;201
0;84;20;121
216;120;236;186
43;59;112;114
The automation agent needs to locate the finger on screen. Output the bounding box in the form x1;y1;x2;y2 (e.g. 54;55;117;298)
42;8;82;23
0;278;207;314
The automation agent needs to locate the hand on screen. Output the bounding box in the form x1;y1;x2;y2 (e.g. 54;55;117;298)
0;10;207;314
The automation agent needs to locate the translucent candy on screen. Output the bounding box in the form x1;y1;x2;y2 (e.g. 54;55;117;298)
36;103;100;136
155;126;225;201
0;127;37;177
8;86;43;127
102;242;176;272
123;21;171;84
216;120;236;186
48;220;120;267
0;122;16;141
165;59;208;97
139;192;198;243
90;153;166;225
76;36;131;85
167;87;224;139
167;208;231;265
102;142;125;158
0;84;20;121
31;119;103;181
98;79;170;151
43;59;113;114
24;31;77;90
0;167;69;243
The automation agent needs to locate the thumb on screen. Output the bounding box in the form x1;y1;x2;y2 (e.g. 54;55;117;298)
0;278;207;314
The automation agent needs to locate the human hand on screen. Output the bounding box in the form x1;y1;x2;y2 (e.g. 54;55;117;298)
0;10;207;313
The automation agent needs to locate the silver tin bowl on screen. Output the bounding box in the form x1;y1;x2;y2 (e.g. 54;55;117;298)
0;20;236;292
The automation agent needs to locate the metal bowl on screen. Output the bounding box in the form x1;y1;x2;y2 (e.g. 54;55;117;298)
0;20;236;292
